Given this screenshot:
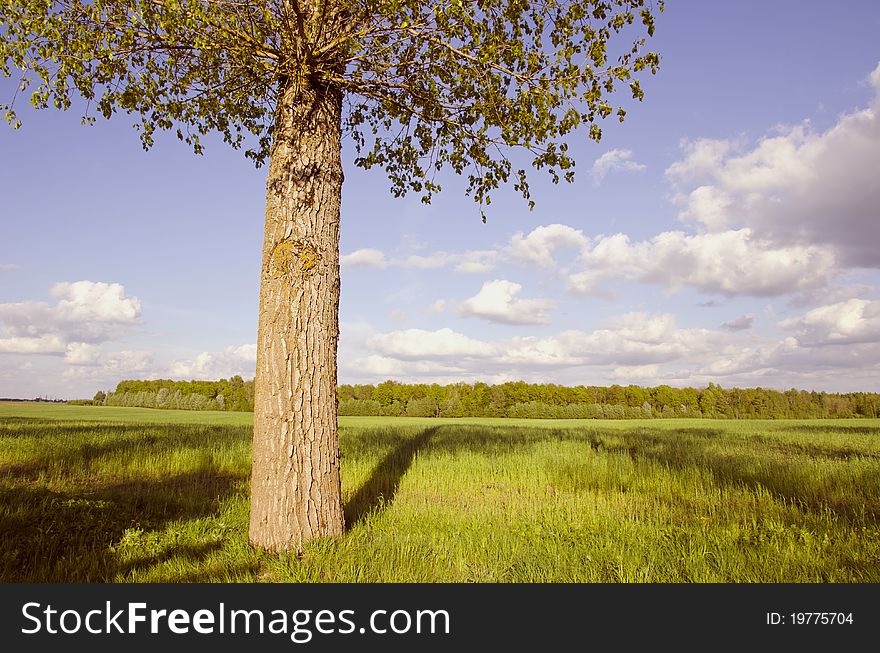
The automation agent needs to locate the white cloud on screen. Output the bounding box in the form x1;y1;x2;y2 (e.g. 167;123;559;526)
341;248;494;273
0;281;141;354
62;342;255;388
453;250;498;274
64;342;103;365
513;313;732;367
0;263;18;270
679;298;880;387
667;63;880;267
348;354;407;377
871;61;880;89
505;224;589;267
341;248;388;269
363;313;737;372
62;350;156;382
779;298;880;346
340;304;880;391
789;283;875;309
569;229;837;297
610;364;661;381
0;333;66;355
678;185;734;232
666;138;733;181
342;223;589;276
400;253;450;269
168;343;257;380
721;314;754;332
346;355;466;378
340;248;493;273
591;148;647;183
458;280;553;325
50;281;140;323
367;327;496;360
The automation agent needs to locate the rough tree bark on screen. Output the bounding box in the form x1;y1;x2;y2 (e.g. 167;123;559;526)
248;76;345;552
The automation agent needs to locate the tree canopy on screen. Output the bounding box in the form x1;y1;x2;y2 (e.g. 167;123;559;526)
2;0;662;217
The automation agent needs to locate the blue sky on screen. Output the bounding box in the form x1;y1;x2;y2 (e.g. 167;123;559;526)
2;0;880;398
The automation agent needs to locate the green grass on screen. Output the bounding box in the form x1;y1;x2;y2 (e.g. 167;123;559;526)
1;403;879;582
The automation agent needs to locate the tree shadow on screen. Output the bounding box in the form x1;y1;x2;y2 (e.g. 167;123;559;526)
117;541;225;577
169;561;261;583
593;429;880;523
778;424;880;436
343;426;438;529
0;467;247;582
0;419;247;452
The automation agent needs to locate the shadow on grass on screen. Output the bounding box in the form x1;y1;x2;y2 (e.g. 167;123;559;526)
0;422;251;484
0;466;246;582
117;541;225;577
593;429;880;523
344;426;438;529
169;562;261;583
778;424;880;436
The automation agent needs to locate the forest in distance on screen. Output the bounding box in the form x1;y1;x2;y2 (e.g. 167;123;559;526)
74;377;880;420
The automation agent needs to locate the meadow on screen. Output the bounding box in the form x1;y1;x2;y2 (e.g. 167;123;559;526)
1;402;878;582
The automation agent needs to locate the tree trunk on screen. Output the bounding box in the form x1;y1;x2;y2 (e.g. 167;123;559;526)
249;77;345;552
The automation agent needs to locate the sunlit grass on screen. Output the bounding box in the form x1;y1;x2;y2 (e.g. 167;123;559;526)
1;404;878;582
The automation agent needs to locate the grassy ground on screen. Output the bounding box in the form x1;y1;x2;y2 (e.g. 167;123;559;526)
1;403;878;582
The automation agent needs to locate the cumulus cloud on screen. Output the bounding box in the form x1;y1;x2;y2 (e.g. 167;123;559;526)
0;333;66;355
0;281;141;354
339;248;456;271
677;185;734;232
610;364;661;381
64;342;103;365
368;327;496;360
721;314;754;332
50;281;140;323
453;250;498;274
458;280;554;325
346;355;466;378
675;298;880;387
506;313;732;367
342;224;589;275
505;224;589;267
779;298;880;346
63;343;257;388
62;350;156;384
363;313;738;372
341;303;880;390
400;253;450;269
569;229;837;297
168;343;257;380
666;138;733;182
667;62;880;267
591;148;647;183
340;213;850;302
340;248;388;269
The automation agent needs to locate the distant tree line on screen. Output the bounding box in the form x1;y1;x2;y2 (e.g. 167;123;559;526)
87;376;255;412
338;381;880;419
82;378;880;419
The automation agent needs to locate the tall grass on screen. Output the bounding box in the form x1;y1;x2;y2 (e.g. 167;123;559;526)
1;405;878;582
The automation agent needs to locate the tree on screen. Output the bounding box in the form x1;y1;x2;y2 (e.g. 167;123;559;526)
1;0;663;552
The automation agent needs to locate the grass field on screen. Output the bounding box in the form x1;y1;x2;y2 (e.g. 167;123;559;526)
1;402;879;582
